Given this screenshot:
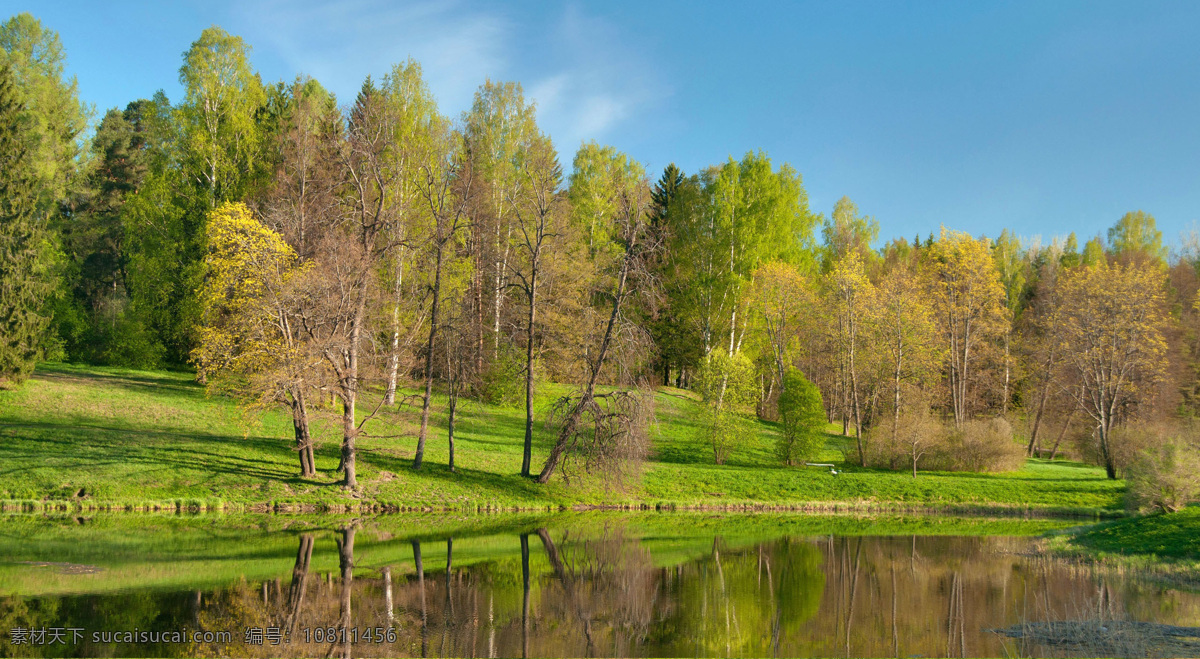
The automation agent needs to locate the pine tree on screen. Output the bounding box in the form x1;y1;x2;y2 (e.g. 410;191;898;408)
0;64;54;385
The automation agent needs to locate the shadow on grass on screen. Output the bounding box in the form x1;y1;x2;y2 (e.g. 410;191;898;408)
0;419;318;487
33;364;205;403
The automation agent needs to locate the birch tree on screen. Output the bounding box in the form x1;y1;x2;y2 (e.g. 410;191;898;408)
1057;260;1168;479
928;229;1006;426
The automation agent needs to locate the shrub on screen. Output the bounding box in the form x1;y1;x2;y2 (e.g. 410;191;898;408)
1099;423;1160;477
864;407;941;476
776;369;825;465
866;415;1023;474
478;341;526;408
1126;435;1200;513
948;418;1024;472
693;350;758;465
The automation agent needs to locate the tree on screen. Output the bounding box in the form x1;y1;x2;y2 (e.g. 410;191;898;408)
177;26;264;208
825;251;874;461
745;260;814;400
820;196;878;270
463;80;539;371
509;134;564;477
537;150;657;483
992;229;1025;414
0;64;53;385
1057;260;1169;479
872;264;941;469
928;229;1006;426
0;13;90;206
55;103;153;364
192;202;316;476
695;349;758;465
776;369;825;465
646;163;694;386
378;61;440;406
1107;210;1166;266
413;115;471;471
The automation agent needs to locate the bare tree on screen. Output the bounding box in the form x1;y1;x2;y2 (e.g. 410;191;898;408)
538;173;658;484
413;129;472;469
507;136;563;477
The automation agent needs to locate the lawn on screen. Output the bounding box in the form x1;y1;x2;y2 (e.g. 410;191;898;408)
1063;506;1200;560
0;363;1126;513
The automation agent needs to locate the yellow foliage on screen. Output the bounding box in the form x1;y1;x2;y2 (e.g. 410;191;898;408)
193;202;309;406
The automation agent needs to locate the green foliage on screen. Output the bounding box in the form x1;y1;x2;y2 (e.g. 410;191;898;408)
52;103;153;364
0;63;55;385
479;340;527;408
0;13;90;206
821;195;878;269
776;368;825;465
1081;235;1105;266
1107;210;1166;264
1126;436;1200;513
694;350;758;464
177;26;265;207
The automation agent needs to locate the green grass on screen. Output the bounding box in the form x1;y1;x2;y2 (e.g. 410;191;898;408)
1064;506;1200;559
0;363;1125;513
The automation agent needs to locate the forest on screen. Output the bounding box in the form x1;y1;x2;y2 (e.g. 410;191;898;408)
2;13;1198;512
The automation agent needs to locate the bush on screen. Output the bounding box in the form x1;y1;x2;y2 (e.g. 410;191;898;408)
776;369;826;465
693;350;757;465
1097;423;1160;477
947;418;1024;472
865;415;1023;474
1126;435;1200;513
478;341;526;408
863;407;941;475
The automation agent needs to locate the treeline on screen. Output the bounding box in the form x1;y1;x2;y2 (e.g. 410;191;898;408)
2;14;1197;492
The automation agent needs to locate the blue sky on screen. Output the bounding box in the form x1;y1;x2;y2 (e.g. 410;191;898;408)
8;0;1200;248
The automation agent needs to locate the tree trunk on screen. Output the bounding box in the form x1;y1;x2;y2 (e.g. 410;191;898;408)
447;395;457;473
385;254;403;405
336;526;355;659
522;269;538;477
290;389;315;477
340;393;356;488
891;353;902;471
414;242;445;470
413;540;427;658
520;533;531;659
1048;410;1074;460
284;533;313;633
1027;375;1052;456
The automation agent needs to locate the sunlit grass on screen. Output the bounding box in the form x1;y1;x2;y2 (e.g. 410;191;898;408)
0;363;1125;512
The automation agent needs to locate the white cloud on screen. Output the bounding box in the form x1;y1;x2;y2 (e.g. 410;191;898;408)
228;0;666;156
232;0;510;113
525;4;665;153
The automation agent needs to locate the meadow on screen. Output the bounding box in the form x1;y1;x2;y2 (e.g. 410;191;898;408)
0;363;1125;514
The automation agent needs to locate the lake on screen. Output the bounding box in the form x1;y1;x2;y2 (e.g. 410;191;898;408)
1;513;1197;657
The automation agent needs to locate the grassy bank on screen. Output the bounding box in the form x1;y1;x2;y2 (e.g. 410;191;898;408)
0;364;1125;513
1041;507;1200;587
1058;507;1200;560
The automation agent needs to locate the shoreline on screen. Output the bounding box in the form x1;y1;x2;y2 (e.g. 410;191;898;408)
0;497;1124;518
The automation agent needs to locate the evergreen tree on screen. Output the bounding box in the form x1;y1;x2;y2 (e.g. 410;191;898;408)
0;64;54;384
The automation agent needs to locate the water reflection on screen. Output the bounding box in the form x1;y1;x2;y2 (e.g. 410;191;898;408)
1;518;1198;658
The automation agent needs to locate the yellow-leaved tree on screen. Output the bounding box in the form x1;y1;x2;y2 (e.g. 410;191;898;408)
1057;260;1168;479
825;251;874;462
193;202;317;477
927;229;1006;426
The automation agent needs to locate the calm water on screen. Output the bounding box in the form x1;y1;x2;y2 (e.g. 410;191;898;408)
0;514;1197;658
